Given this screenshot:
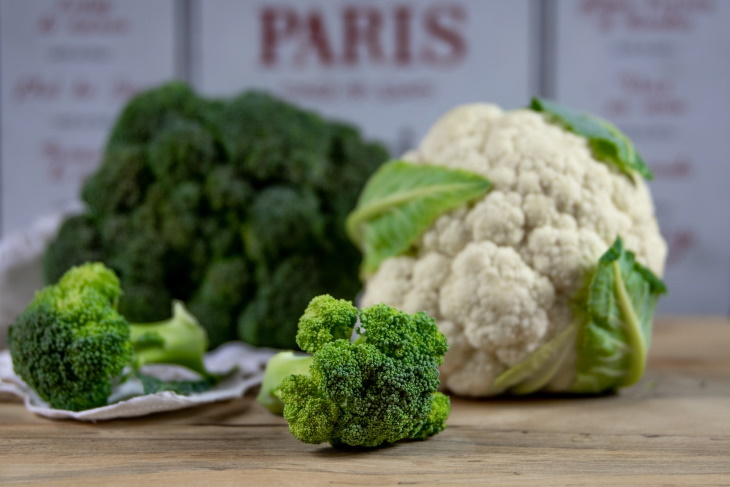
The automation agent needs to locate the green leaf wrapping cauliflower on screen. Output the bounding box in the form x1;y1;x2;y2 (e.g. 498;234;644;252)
350;99;667;397
257;295;450;448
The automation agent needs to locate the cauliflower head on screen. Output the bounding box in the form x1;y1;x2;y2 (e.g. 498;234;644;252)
359;102;667;396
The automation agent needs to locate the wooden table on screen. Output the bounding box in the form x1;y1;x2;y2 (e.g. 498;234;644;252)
1;317;729;486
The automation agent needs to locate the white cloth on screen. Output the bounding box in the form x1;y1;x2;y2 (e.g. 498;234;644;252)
0;342;277;421
0;203;83;349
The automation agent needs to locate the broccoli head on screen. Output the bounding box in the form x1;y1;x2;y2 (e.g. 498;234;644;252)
44;82;387;349
258;295;451;448
237;255;332;350
9;263;212;411
43;214;103;285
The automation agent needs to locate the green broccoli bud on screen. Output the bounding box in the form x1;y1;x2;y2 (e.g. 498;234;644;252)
238;255;330;350
147;117;219;180
8;263;213;411
82;145;152;216
258;294;451;449
295;294;358;354
43;214;103;285
188;258;251;349
242;186;325;264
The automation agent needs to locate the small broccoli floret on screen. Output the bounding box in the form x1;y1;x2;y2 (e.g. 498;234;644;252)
295;294;358;353
188;258;251;348
259;295;450;448
9;263;130;411
82;145;152;216
410;392;451;440
105;82;205;147
242;186;325;263
204;166;253;217
101;224;171;322
238;256;330;350
147;117;220;181
43;214;103;285
9;263;213;411
212;91;332;186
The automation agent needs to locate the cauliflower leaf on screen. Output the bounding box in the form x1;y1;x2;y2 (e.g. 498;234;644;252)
491;237;666;395
530;97;654;180
347;160;491;276
570;236;666;392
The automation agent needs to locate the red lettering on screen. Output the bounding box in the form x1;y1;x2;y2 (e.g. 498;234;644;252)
56;0;111;15
395;6;412;66
38;16;57;34
259;4;468;69
666;229;696;266
13;77;62;102
260;7;300;66
43;140;101;182
294;11;334;66
422;4;466;67
343;6;384;65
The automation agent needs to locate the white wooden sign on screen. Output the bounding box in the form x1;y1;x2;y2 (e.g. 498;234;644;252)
553;0;730;314
195;0;533;154
0;0;178;235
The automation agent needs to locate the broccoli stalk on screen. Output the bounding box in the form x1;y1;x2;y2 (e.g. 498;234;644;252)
257;294;451;448
256;352;313;415
8;263;213;411
130;300;209;376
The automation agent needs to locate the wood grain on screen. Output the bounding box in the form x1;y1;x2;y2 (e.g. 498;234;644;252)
1;317;729;486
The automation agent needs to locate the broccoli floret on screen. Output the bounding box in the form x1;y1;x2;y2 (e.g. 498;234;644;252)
8;263;212;411
242;186;325;263
237;256;330;350
105;81;206;147
44;214;103;285
204;166;253;217
258;295;451;448
295;294;358;352
188;258;251;348
46;82;387;350
211;91;332;186
146;117;220;181
82;144;152;216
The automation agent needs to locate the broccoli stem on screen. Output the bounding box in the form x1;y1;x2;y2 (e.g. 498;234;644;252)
257;351;314;414
129;301;210;377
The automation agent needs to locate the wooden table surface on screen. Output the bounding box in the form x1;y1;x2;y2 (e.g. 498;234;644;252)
1;317;729;486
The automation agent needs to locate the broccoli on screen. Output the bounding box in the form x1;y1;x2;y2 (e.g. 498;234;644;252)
44;82;387;349
43;214;102;280
8;263;211;411
257;295;451;448
188;258;251;349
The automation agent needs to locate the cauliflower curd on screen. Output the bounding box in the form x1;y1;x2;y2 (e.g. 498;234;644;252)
361;103;667;396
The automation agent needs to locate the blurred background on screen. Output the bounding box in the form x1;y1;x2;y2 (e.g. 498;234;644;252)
0;0;727;315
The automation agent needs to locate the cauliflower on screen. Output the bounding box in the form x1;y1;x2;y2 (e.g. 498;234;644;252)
352;99;667;397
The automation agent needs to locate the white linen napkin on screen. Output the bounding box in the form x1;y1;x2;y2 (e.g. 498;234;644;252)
0;342;277;421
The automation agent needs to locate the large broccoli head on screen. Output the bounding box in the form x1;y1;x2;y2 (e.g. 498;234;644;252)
44;82;388;349
275;295;450;448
